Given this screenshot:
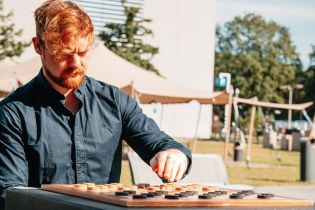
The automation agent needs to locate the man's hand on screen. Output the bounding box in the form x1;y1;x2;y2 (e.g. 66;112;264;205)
149;149;188;183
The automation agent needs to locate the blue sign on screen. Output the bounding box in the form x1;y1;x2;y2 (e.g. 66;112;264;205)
215;77;227;89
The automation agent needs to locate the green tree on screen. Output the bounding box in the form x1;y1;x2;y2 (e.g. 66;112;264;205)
214;13;304;131
0;0;30;60
215;13;302;103
309;45;315;65
99;0;160;75
300;45;315;117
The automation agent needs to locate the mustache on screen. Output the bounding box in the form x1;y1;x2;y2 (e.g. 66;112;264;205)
60;68;85;78
64;67;84;74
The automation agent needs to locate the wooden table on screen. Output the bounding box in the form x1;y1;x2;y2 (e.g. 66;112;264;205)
5;188;315;210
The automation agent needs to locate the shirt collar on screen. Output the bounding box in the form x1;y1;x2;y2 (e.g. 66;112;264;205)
35;69;87;104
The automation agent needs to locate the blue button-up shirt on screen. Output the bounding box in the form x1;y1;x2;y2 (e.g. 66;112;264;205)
0;70;191;208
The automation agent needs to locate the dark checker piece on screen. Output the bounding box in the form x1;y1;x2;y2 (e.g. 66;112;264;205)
147;192;156;197
198;195;212;199
257;193;274;199
237;192;250;196
133;194;147;199
248;190;255;194
240;190;254;195
207;192;219;196
230;193;244;199
115;192;129;196
165;194;179;200
154;191;162;196
156;190;168;195
175;193;188;198
213;191;223;195
140;193;154;198
184;192;195;196
186;190;198;195
185;192;196;196
216;191;228;195
123;190;136;195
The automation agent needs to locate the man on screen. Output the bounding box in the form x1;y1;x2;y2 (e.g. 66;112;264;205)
0;0;191;208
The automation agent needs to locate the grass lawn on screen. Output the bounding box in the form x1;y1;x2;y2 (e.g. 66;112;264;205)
121;140;313;186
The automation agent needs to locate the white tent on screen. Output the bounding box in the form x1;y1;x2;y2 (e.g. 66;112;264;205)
0;43;228;105
88;44;228;104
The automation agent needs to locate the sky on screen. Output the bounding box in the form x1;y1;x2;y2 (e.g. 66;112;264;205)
216;0;315;68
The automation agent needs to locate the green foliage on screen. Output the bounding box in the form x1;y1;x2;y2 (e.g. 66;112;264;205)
215;14;305;129
0;0;30;60
299;45;315;117
215;13;303;103
99;0;160;75
309;45;315;65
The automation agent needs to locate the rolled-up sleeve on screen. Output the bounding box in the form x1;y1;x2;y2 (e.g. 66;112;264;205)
118;92;192;172
0;104;28;209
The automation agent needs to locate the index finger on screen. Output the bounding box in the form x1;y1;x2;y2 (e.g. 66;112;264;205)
149;156;158;172
156;152;168;177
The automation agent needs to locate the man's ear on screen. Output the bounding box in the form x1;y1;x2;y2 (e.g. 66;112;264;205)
32;37;43;55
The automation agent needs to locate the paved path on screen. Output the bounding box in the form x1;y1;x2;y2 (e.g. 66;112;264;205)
255;185;315;201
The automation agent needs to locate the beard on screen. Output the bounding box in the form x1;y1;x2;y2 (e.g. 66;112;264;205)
44;66;85;89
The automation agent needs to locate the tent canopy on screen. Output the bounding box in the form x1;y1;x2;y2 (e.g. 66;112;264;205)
234;97;313;111
86;43;229;104
0;43;228;105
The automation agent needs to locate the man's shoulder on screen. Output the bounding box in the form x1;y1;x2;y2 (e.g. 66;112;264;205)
84;77;136;114
85;76;128;99
85;76;119;90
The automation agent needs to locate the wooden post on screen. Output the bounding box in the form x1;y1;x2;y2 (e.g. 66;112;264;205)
246;105;256;162
224;88;233;164
191;104;202;152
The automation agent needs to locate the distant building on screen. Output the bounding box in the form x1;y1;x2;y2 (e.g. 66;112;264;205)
141;0;217;139
73;0;144;34
3;0;217;138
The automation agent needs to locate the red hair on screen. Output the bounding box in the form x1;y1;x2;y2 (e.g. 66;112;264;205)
34;0;94;59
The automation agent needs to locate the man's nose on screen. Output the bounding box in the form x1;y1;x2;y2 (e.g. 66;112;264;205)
68;54;80;68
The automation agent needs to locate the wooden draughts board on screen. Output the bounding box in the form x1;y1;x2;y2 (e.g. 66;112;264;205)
41;183;314;207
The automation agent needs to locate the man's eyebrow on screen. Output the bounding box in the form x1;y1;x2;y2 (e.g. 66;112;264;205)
79;50;88;53
63;48;88;55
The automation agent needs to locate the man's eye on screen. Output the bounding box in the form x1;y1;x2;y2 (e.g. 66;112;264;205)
53;54;67;62
58;53;69;59
79;52;87;56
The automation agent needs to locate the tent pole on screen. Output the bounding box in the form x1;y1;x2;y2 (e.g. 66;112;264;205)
126;80;136;153
246;105;256;164
224;88;233;164
130;80;136;100
191;104;202;152
159;104;164;129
